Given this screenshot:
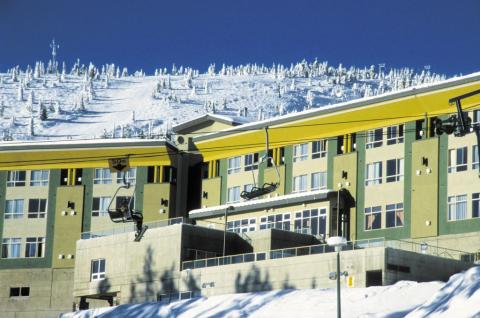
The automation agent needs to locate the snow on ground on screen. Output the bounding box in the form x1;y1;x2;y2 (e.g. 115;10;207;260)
60;266;480;318
0;61;447;141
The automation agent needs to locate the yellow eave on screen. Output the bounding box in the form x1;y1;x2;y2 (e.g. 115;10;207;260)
0;142;176;170
195;75;480;161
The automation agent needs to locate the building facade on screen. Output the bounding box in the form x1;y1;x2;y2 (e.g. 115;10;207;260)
1;74;480;316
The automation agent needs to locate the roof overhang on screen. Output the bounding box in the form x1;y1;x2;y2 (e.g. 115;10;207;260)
193;72;480;161
172;114;246;134
189;189;334;219
0;139;177;170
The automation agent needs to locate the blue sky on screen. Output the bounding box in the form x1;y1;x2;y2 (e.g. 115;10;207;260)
0;0;478;75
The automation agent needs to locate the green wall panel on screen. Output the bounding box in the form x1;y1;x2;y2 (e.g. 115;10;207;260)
284;145;293;194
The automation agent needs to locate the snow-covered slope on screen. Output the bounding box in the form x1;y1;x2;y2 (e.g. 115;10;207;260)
60;266;480;318
0;61;447;141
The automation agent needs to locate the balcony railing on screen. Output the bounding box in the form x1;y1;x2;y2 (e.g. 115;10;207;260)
182;237;385;270
80;217;186;239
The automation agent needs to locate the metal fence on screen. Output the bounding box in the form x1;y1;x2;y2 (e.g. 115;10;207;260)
80;217;186;239
385;239;477;263
182;237;385;270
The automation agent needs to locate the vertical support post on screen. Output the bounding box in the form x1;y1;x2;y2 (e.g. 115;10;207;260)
336;250;341;318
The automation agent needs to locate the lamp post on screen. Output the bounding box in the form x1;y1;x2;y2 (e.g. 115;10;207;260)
223;206;234;257
327;236;347;318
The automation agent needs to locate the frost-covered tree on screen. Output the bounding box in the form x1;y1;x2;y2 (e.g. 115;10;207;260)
17;85;23;101
39;102;48;121
131;110;135;122
306;90;314;108
29;117;34;136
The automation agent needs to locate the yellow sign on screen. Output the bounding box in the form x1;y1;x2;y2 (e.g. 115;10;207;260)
347;276;354;288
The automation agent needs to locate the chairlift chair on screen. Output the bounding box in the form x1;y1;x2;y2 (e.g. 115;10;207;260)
240;127;281;200
107;172;148;241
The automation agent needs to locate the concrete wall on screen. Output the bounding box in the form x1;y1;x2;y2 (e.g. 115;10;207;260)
0;268;74;318
247;229;319;252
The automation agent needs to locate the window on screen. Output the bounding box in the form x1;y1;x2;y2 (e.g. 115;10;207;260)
30;170;49;186
25;237;44;258
473;193;480;218
92;197;111;217
312;140;327;159
365;162;382;185
227;218;256;233
448;195;467;221
9;287;30;298
292;175;307;193
293;143;308;162
386;125;404;145
227;186;241;203
227;157;241;174
386;203;404;228
244;153;259;171
5;199;24;219
27;199;47;218
366;128;383;149
365;206;381;230
260;213;291;231
473;145;479;170
448;147;467;173
117;168;136;184
311;172;327;190
1;238;21;258
91;259;106;281
294;208;327;236
93;168;112;184
386;159;404;182
7;170;26;187
473;109;480;125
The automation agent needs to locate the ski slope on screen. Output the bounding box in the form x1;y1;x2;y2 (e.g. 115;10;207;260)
0;61;447;141
61;266;480;318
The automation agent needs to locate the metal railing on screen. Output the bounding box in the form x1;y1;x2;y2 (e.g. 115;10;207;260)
385;239;477;263
182;237;385;270
80;217;186;239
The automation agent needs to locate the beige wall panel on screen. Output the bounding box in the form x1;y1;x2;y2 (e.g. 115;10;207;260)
201;177;221;208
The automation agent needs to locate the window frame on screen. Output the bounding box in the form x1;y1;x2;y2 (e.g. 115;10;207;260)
292;174;308;193
92;197;111;217
227;218;256;233
473;145;479;170
386;203;404;228
93;168;112;184
25;237;44;258
473;193;480;218
244;153;259;171
259;213;291;231
386;158;404;183
91;259;106;281
448;147;468;173
366;128;383;149
30;170;49;186
227;156;241;174
447;194;467;221
294;208;327;236
386;125;404;145
6;170;26;187
311;171;327;190
27;198;47;219
293;143;308;162
5;199;24;219
365;161;382;186
116;168;137;185
311;140;327;159
365;206;382;230
227;186;241;203
1;238;21;259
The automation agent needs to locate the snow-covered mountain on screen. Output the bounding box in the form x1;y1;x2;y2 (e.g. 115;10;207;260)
0;60;447;141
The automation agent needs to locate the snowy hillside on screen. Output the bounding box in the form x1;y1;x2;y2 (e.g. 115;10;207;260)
60;266;480;318
0;60;447;141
